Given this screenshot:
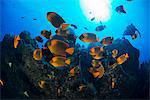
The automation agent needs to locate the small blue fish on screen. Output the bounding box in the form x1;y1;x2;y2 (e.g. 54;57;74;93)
95;25;106;32
84;27;88;30
115;5;126;14
91;17;95;21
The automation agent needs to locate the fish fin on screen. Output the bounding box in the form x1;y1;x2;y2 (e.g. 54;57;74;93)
125;53;129;58
66;47;74;55
70;67;75;76
17;35;20;40
14;35;20;48
65;59;71;65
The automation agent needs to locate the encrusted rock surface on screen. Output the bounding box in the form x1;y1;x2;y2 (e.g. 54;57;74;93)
0;31;149;99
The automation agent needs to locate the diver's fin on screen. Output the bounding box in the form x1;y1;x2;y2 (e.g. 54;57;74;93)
66;47;74;55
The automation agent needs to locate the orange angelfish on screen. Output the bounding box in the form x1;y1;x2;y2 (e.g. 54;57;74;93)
47;12;65;28
48;39;74;56
33;49;42;60
50;56;71;67
117;53;129;65
14;35;20;48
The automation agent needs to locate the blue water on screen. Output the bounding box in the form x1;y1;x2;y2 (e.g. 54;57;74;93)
1;0;149;63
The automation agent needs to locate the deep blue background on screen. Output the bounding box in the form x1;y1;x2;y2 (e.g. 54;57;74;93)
1;0;149;63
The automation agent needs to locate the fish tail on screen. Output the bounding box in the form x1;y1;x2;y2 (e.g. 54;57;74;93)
65;47;74;55
125;53;129;58
65;59;71;65
17;35;20;40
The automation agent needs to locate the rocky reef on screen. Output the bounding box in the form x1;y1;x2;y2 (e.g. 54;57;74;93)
0;31;149;99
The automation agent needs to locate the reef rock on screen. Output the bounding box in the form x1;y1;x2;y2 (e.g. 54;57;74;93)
0;32;149;99
105;38;140;76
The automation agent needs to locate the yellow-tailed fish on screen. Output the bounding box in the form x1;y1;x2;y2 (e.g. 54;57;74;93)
90;46;104;56
50;56;71;67
48;39;74;56
100;37;113;46
79;33;99;42
117;53;129;65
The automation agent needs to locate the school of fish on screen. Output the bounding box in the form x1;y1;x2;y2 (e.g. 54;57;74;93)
10;0;141;91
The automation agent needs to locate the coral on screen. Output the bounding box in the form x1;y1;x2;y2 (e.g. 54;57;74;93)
0;31;149;99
